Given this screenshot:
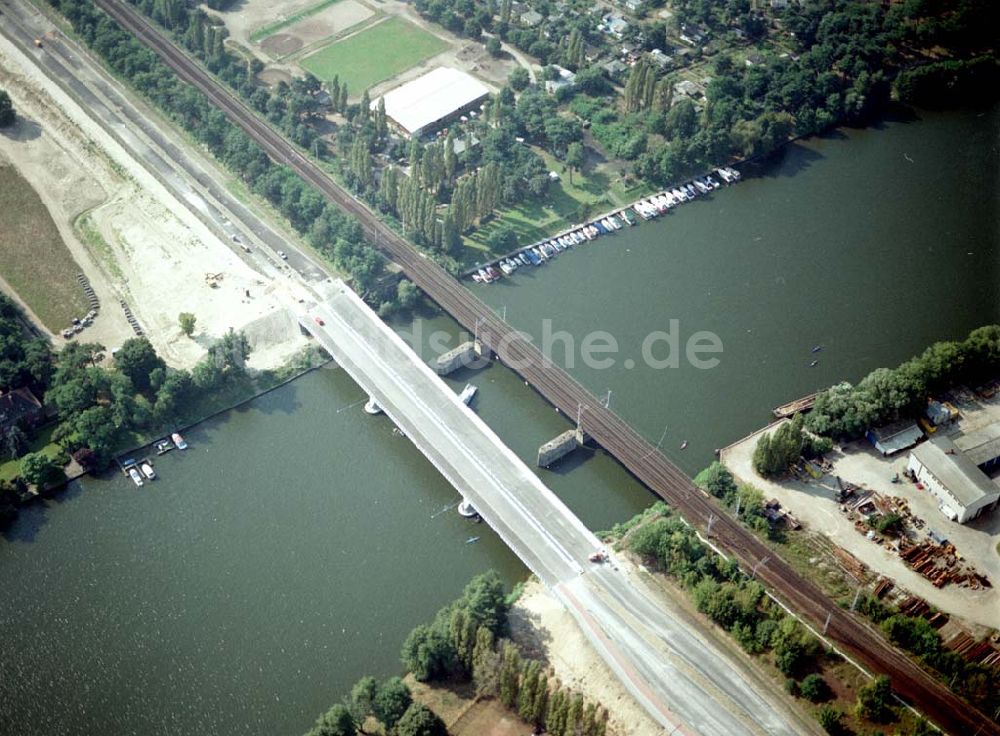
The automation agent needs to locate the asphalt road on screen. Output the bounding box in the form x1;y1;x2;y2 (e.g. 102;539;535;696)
301;285;809;736
47;1;1000;733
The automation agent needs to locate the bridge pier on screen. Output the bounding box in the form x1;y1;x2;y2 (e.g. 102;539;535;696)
433;340;487;375
457;499;478;518
363;395;382;415
537;428;590;467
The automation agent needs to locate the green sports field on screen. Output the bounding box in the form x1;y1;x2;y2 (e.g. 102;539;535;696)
299;17;448;95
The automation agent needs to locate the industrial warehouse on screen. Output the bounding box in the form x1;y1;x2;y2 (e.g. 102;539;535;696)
372;67;491;139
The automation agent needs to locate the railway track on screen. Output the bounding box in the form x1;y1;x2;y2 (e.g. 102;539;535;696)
89;1;997;732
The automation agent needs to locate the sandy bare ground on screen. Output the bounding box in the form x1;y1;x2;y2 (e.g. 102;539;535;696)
259;0;374;59
0;33;308;370
512;572;822;736
722;422;1000;628
205;0;322;46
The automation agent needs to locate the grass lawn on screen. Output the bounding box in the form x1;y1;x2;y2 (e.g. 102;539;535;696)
460;147;653;268
0;165;89;331
249;0;343;43
300;17;448;94
0;425;62;483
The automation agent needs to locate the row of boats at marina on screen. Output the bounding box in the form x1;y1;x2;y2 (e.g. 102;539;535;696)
470;167;741;284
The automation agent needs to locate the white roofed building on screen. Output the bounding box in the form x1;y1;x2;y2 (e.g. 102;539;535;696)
908;436;1000;523
373;67;490;139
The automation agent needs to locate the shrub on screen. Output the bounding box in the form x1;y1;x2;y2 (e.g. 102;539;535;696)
799;673;830;702
816;705;842;734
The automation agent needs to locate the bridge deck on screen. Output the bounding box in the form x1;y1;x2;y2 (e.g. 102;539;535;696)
300;284;804;736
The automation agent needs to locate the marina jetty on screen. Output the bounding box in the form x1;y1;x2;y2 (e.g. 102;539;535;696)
464;167;741;284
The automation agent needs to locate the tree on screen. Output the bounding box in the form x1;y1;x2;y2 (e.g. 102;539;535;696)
394;703;447;736
816;705;842;734
209;329;252;376
401;624;453;681
114;338;166;394
178;312;197;337
348;675;377;723
2;424;29;461
373;677;411;730
0;90;15;127
498;642;521;708
565;141;585;184
486;36;502;57
307;704;355;736
856;675;894;723
68;405;119;459
19;452;64;489
487;224;518;251
871;512;904;536
517;660;541;722
694;461;737;502
799;674;830;702
509;67;530;91
455;570;509;638
471;626;501;696
154;369;192;422
665;98;698;139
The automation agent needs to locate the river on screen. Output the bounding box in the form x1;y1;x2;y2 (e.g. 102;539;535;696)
1;107;997;736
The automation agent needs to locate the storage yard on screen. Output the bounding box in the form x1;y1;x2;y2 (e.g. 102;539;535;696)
722;391;1000;629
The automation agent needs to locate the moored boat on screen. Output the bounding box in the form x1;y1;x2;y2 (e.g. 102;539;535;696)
128;467;144;487
459;383;477;405
140;461;156;480
171;432;188;450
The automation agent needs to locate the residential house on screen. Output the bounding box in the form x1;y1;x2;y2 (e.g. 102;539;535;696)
520;9;544;27
678;23;708;47
545;66;577;94
0;387;43;435
602;59;628;79
649;48;673;69
673;79;700;98
603;14;629;39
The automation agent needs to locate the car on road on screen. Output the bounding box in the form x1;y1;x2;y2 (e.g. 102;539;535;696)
277;250;287;260
314;316;325;326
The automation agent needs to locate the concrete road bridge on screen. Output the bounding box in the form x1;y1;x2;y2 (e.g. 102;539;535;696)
300;284;806;736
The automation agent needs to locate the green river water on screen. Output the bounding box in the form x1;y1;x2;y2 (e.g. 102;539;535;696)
1;107;997;736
